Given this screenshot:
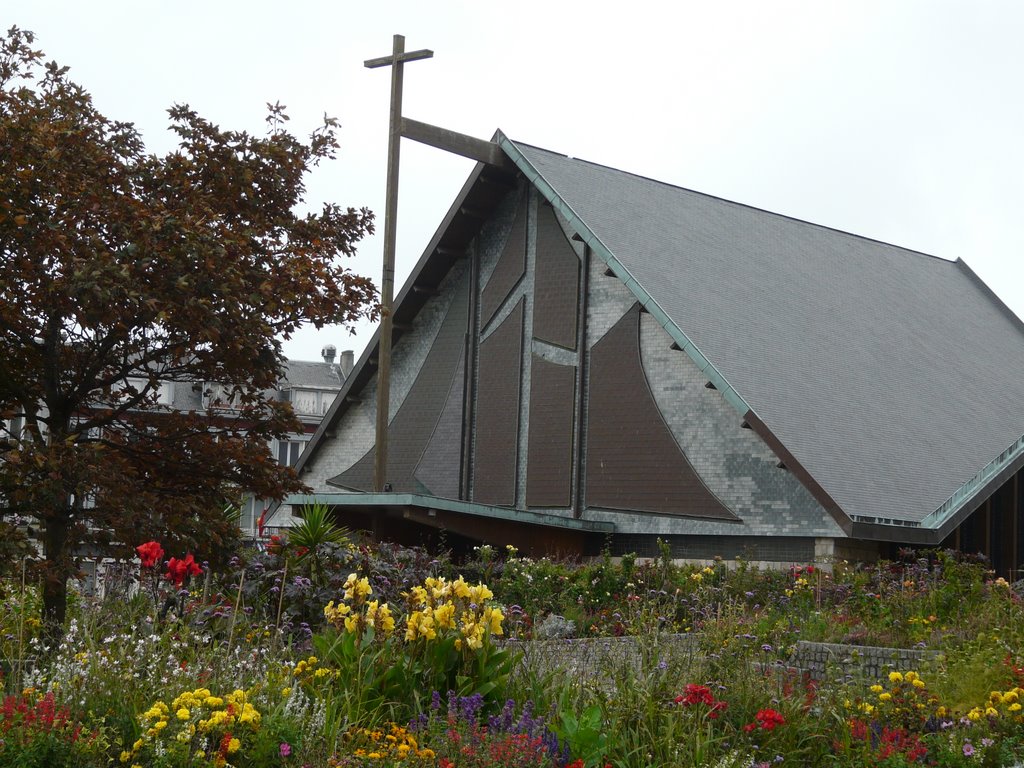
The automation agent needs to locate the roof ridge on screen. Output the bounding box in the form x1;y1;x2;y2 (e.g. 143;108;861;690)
510;139;958;267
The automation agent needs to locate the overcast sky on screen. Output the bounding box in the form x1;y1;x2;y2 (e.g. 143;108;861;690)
13;1;1024;362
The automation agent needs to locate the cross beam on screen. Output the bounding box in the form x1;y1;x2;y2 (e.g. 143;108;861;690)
364;35;433;493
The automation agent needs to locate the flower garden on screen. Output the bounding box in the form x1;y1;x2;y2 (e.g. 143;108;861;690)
1;529;1022;767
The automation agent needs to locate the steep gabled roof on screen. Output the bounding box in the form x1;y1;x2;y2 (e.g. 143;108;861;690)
502;138;1024;529
293;132;1024;536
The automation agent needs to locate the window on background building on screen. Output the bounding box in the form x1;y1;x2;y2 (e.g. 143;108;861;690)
239;495;260;532
285;389;337;417
2;413;24;443
276;438;306;467
123;378;174;406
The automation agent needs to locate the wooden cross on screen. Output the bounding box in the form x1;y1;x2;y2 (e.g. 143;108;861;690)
364;35;433;493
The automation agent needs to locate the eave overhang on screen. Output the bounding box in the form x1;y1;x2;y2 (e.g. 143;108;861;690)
285;493;615;535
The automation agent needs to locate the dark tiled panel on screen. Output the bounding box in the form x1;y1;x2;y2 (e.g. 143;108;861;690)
473;299;524;505
526;356;576;507
330;280;469;492
413;352;465;499
586;304;738;520
479;190;527;328
533;204;580;350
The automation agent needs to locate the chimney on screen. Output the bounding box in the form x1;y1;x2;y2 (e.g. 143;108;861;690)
321;344;337;364
340;349;354;379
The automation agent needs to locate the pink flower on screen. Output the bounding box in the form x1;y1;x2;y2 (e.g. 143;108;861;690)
279;742;292;757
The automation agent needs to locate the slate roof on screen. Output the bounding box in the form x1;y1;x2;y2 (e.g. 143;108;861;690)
505;139;1024;527
280;360;343;390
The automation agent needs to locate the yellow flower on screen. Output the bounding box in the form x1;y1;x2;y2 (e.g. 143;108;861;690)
888;672;903;683
879;693;892;702
433;602;456;629
470;583;494;602
452;576;471;599
323;600;352;625
119;751;131;763
912;679;926;689
1008;703;1022;712
227;738;241;754
343;573;372;602
986;707;999;718
968;708;983;722
870;685;884;693
176;707;190;720
281;687;291;698
904;671;918;683
691;573;703;583
484;606;504;635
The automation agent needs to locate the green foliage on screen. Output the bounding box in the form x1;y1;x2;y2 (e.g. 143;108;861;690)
0;26;376;639
0;542;1022;766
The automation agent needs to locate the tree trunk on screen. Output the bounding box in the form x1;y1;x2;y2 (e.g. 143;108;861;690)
41;511;69;648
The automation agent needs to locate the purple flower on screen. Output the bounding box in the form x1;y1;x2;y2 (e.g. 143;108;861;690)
280;742;292;757
963;742;974;757
981;738;994;747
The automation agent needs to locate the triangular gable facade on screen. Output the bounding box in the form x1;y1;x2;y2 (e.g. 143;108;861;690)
284;134;1024;575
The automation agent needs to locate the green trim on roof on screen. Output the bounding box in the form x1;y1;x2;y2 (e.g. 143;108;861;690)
919;433;1024;529
498;134;751;416
285;493;616;533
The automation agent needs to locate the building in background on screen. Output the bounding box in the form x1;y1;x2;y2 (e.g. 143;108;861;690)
237;345;354;534
1;345;354;538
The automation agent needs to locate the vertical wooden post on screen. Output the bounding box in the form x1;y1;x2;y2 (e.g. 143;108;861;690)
364;36;433;492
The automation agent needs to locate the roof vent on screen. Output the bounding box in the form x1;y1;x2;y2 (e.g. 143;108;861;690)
321;344;337;364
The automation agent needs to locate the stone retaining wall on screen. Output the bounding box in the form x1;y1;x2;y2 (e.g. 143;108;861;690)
507;635;937;684
792;641;936;680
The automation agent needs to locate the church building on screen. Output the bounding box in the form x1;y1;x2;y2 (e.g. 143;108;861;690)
276;134;1024;576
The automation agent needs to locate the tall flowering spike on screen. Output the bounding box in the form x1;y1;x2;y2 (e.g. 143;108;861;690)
136;541;165;568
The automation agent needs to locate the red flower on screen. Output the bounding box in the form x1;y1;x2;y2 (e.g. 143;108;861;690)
753;708;786;731
136;541;164;568
256;507;268;538
674;684;728;718
165;554;202;587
